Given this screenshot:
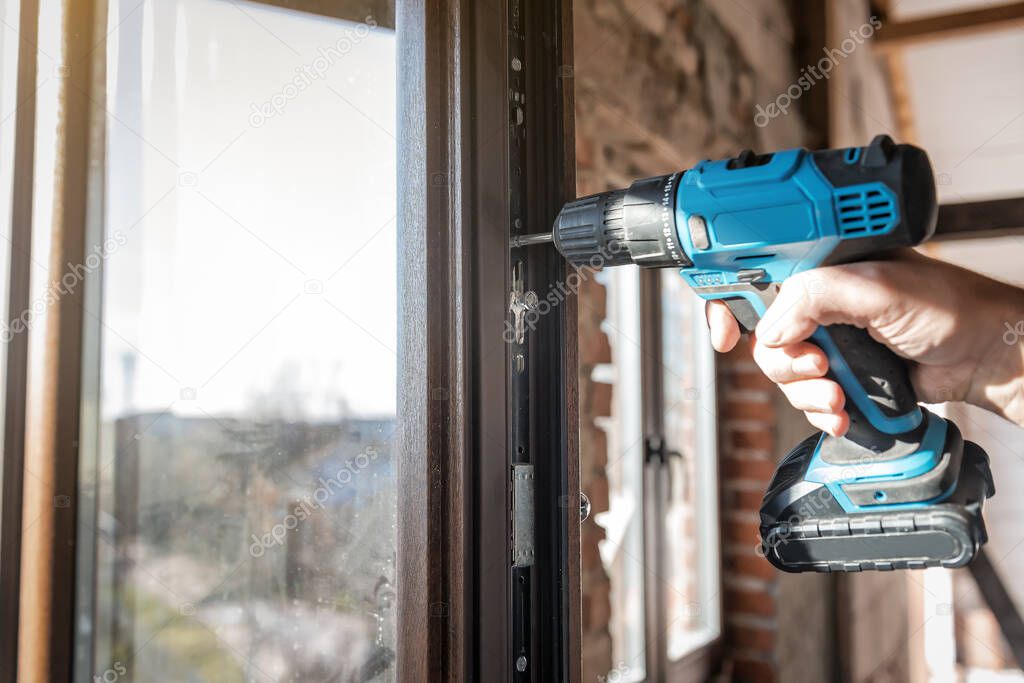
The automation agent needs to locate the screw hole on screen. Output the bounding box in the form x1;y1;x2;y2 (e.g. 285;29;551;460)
874;490;887;502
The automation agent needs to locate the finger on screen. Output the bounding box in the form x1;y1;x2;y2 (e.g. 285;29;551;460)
806;410;850;437
705;299;740;353
752;340;829;384
777;378;845;414
755;263;893;347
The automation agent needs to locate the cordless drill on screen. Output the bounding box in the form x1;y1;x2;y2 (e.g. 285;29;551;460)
522;135;994;573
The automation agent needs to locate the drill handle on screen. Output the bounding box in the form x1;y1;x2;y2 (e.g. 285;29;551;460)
810;324;923;444
719;297;923;444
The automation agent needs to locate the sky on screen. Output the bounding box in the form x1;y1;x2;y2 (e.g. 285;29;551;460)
101;0;397;420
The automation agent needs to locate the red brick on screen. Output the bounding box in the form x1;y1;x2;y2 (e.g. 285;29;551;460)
723;400;775;422
581;576;611;632
581;427;608;470
730;624;776;652
725;487;766;511
580;328;612;365
578;277;607;313
588;380;612;418
581;522;605;571
730;429;774;451
726;586;775;618
577;175;604;198
725;518;762;545
723;457;777;482
576;133;595;169
733;657;776;683
586;470;609;515
726;552;776;581
722;343;755;364
731;370;774;391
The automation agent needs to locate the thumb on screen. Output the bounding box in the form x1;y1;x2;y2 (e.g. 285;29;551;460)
754;263;892;347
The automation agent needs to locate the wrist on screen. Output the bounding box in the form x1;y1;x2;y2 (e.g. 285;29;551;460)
974;296;1024;426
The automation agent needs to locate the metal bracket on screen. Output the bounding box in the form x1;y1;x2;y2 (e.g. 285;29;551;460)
512;464;535;567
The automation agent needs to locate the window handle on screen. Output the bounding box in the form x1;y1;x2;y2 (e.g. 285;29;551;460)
644;435;681;466
646;435;687;501
666;449;688;502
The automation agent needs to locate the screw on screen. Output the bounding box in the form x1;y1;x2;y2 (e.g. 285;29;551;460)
580;492;591;522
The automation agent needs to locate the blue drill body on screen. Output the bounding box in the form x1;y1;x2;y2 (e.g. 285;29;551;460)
674;144;928;513
550;135;994;572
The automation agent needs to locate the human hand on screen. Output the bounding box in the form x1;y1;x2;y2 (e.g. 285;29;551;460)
705;251;1024;435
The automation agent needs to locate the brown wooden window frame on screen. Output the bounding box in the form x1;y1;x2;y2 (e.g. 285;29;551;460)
1;0;582;681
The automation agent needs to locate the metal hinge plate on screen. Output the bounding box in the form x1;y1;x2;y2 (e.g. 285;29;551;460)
512;463;535;567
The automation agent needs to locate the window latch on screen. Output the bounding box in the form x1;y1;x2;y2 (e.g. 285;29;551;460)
645;436;690;500
509;261;539;347
644;435;681;466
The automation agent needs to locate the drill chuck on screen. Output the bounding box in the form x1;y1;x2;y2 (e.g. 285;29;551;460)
551;173;692;269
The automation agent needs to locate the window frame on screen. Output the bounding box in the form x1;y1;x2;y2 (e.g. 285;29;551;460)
639;269;724;683
4;0;582;680
14;0;105;678
0;0;40;676
398;0;580;680
8;0;1024;678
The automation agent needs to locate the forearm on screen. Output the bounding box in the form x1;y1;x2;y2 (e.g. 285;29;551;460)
972;293;1024;427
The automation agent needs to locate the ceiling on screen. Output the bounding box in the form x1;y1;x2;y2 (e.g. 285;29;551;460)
890;0;1024;202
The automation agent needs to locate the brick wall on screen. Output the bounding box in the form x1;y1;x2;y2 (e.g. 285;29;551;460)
572;1;830;681
578;272;615;679
717;348;781;683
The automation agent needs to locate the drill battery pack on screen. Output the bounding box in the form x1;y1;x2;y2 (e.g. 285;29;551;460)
759;414;994;573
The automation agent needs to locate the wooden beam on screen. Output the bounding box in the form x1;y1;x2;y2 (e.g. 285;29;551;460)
934;197;1024;240
869;1;918;144
881;50;918;144
248;0;395;28
874;2;1024;51
791;0;831;148
968;548;1024;669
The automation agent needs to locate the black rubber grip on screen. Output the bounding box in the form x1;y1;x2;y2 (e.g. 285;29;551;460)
812;324;922;448
722;297;761;334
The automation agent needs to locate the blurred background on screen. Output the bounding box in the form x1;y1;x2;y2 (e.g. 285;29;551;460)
3;0;1024;681
572;1;1024;682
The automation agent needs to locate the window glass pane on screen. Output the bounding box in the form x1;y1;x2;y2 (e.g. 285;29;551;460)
595;267;646;681
76;1;397;680
660;269;720;659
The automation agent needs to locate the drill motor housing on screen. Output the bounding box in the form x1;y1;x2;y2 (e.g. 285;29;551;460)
551;135;994;572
